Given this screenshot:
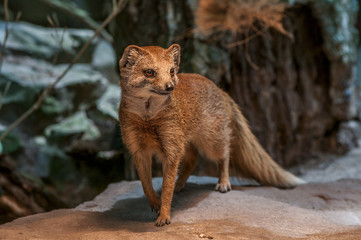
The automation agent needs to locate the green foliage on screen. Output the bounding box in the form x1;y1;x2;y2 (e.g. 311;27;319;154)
36;144;78;184
45;111;100;141
0;74;41;109
96;84;121;121
41;96;72;115
0;126;22;154
0;21;96;62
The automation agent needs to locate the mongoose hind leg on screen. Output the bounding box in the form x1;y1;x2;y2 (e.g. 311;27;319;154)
133;152;161;215
215;157;231;193
195;129;232;193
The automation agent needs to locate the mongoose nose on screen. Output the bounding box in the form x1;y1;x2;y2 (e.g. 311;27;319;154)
165;82;174;92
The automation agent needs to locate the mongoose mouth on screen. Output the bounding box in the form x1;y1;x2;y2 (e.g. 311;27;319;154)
149;89;172;95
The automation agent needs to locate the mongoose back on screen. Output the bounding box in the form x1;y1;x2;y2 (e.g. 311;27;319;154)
118;44;305;227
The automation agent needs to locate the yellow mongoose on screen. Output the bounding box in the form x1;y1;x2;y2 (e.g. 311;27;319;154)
118;44;305;227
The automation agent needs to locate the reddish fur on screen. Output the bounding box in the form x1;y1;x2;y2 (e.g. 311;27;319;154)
118;44;304;227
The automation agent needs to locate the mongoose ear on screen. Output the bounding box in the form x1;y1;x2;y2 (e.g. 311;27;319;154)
119;45;143;70
166;44;181;70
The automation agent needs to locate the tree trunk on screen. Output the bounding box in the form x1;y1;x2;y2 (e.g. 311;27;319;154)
229;5;335;166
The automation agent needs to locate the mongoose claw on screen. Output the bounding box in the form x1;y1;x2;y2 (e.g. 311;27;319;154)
151;207;160;216
174;183;185;192
155;215;171;227
150;197;161;216
215;183;232;193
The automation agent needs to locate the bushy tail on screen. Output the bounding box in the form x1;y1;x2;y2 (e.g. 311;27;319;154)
229;101;305;188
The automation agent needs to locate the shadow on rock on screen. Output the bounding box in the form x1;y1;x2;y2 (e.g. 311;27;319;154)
87;182;213;232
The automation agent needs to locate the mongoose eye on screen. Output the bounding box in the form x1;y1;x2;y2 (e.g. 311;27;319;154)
170;68;175;76
144;69;155;77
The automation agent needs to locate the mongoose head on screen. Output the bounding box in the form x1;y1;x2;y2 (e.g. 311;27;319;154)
119;44;180;97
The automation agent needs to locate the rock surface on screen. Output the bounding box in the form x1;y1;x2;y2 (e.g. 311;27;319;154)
1;147;361;239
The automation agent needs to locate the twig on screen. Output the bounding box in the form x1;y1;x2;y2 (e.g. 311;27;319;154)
0;0;127;142
174;27;196;41
0;81;11;111
47;15;70;64
226;27;267;48
112;0;117;11
244;38;260;71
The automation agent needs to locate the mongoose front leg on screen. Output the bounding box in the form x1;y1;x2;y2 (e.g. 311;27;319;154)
133;152;161;214
155;159;180;227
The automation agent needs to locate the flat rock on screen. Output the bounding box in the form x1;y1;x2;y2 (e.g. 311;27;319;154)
2;146;361;239
1;174;361;239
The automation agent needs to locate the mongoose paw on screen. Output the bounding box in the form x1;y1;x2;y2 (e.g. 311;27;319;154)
215;183;231;193
155;215;171;227
174;182;185;192
150;198;161;216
